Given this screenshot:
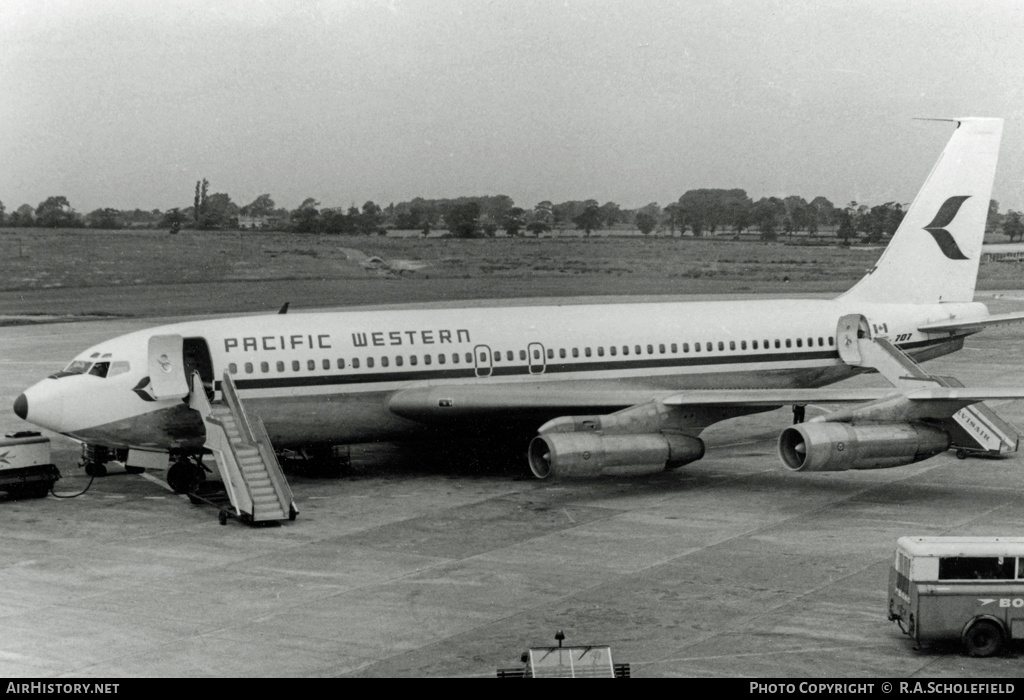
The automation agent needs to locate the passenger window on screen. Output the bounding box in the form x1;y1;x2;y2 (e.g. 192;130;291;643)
260;362;269;373
396;356;403;367
533;349;540;360
367;357;375;368
308;360;316;370
292;360;300;371
572;348;579;358
623;346;629;356
818;337;824;347
598;347;605;357
493;352;500;362
753;340;758;350
774;340;781;349
546;349;553;360
683;343;689;353
829;337;835;346
506;351;513;361
659;344;665;354
645;344;652;354
718;341;724;351
693;343;699;353
636;345;642;355
785;339;792;348
708;342;714;352
807;337;813;347
585;347;592;357
89;362;110;378
321;359;329;370
452;353;459;364
424;355;431;365
729;341;735;351
228;363;237;374
336;359;345;369
559;348;566;359
520;350;527;361
478;352;485;362
352;358;360;369
410;355;417;366
796;339;803;348
381;357;389;367
610;346;617;356
438;354;445;365
671;343;677;353
244;363;253;374
741;341;747;350
466;352;473;363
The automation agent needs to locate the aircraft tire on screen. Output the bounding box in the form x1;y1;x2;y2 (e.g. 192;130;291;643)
84;462;107;477
964;620;1003;657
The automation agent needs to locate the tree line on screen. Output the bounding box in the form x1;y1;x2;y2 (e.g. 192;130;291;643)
2;185;1023;243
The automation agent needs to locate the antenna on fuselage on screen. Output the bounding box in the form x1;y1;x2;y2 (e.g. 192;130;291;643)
278;302;290;315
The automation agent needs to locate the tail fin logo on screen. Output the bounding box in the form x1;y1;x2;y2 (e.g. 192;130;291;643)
924;196;970;260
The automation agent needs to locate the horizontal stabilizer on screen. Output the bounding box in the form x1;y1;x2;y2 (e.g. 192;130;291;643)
918;311;1024;334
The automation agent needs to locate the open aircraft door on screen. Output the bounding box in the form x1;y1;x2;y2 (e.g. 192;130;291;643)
836;314;871;365
147;334;189;400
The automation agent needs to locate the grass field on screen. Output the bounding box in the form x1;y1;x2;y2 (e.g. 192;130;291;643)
1;228;1021;318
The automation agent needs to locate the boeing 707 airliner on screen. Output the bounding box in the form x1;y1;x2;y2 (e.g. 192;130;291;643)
14;118;1024;499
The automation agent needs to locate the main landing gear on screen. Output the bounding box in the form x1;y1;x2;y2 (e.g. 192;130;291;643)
166;455;209;494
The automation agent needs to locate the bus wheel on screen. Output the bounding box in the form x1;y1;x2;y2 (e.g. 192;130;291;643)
964;620;1003;657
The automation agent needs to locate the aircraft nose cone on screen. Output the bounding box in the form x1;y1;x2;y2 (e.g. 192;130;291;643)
13;393;28;420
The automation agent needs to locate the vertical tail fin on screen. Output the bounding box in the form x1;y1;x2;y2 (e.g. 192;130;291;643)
840;118;1002;304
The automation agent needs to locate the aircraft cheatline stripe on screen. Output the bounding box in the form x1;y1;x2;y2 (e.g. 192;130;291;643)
222;336;955;392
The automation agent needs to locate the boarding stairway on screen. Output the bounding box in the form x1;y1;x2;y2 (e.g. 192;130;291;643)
189;372;297;524
837;314;1019;457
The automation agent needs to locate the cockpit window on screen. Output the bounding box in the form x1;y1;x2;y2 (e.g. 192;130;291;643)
108;361;130;378
89;362;110;378
48;359;92;380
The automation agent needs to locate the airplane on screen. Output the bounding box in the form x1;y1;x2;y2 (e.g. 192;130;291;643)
12;117;1024;507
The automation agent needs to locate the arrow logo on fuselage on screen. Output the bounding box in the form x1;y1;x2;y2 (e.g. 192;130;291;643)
924;195;970;260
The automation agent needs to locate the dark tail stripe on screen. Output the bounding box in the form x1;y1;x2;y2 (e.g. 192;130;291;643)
925;195;970;229
924;195;970;260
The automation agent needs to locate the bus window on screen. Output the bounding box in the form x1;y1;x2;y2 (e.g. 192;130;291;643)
939;557;1016;580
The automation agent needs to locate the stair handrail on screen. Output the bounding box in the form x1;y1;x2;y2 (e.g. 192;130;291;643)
190;371;246;515
221;372;257;444
221;372;294;518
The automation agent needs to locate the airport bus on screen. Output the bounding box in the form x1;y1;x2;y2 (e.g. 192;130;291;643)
889;536;1024;656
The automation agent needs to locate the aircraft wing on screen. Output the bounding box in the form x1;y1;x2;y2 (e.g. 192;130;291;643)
388;384;1024;423
919;311;1024;334
387;384;670;420
662;387;1024;406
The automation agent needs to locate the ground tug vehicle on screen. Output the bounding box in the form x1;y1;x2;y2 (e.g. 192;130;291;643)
0;431;59;499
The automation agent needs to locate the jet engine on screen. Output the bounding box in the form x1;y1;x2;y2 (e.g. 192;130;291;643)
778;421;950;472
528;432;705;479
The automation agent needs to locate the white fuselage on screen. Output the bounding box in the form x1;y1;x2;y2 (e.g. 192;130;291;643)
17;296;982;453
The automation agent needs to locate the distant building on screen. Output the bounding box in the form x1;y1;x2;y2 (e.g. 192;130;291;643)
981;243;1024;262
237;215;270;230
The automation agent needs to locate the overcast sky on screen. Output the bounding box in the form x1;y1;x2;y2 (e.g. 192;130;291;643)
2;0;1023;215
